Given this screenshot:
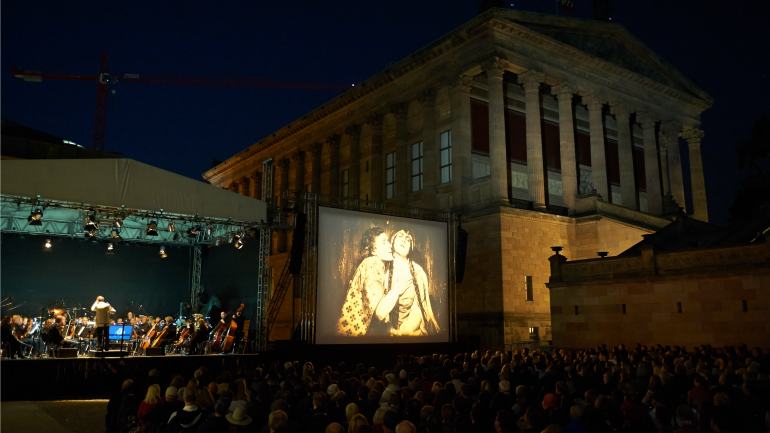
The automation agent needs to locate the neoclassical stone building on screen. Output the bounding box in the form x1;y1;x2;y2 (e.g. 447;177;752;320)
203;9;713;347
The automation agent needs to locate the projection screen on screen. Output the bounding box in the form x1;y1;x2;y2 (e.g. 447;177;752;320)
316;207;449;344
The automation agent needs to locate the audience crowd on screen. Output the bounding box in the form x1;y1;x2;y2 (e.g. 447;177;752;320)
105;343;770;433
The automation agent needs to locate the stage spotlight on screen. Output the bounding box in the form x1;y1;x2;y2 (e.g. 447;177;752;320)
107;243;114;251
27;209;43;226
114;217;123;228
45;239;52;249
84;214;99;231
234;234;244;249
187;225;201;236
215;236;221;246
206;226;213;236
146;221;158;236
110;229;122;241
159;246;167;258
168;220;175;232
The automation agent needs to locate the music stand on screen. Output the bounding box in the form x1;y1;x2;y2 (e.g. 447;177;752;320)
108;325;132;357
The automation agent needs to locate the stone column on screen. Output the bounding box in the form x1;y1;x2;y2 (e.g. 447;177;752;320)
610;103;636;209
638;112;663;215
657;129;669;195
277;158;290;253
420;90;438;208
239;177;249;197
551;82;579;213
450;75;473;211
483;58;511;205
250;171;262;200
682;128;708;222
327;135;341;197
368;115;384;202
583;93;609;201
346;125;361;200
518;69;547;210
661;121;685;212
391;103;409;204
291;151;305;193
309;143;322;194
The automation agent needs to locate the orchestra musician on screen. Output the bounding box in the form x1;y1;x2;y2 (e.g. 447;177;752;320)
138;316;151;336
232;309;245;345
160;316;177;350
189;318;210;355
49;316;77;349
1;316;22;357
91;296;116;350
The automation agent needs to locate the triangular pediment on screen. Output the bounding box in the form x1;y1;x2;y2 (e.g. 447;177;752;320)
492;10;711;104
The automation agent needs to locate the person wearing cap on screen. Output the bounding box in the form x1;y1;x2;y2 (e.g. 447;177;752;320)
197;398;231;433
226;407;253;431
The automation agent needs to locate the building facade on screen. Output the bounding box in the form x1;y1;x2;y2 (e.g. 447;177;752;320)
203;9;713;347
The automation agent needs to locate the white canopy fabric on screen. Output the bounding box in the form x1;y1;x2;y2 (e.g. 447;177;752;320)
1;159;266;223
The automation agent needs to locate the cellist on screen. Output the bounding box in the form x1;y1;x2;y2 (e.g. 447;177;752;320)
189;318;210;354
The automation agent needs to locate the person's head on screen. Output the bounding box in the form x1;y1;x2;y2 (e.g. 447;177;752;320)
144;384;161;404
312;391;325;409
169;374;184;388
197;387;215;410
122;379;134;391
713;392;731;407
165;316;173;324
187;379;199;390
348;414;369;433
382;410;399;431
221;312;226;318
542;393;558;410
325;423;345;433
395;420;416;433
268;409;288;433
208;381;218;396
96;296;104;302
391;230;414;258
183;386;197;406
142;316;148;323
499;380;510;393
165;386;178;401
117;318;123;324
345;403;359;421
570;405;582;419
214;398;230;417
362;227;392;260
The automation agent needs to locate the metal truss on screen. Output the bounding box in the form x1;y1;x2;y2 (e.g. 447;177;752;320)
190;245;202;310
255;157;274;351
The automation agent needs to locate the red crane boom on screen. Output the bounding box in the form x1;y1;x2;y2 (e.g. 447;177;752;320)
13;51;350;151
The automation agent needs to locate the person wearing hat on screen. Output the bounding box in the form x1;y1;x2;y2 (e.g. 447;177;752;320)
226;407;253;431
197;398;231;433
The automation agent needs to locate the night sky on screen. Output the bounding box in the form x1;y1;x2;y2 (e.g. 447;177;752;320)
3;0;768;226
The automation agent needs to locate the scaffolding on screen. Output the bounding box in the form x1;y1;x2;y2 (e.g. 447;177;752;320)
255;158;274;351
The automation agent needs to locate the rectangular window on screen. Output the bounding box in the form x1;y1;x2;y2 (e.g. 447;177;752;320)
440;131;452;184
575;305;579;315
471;99;490;155
386;152;396;199
366;160;369;173
341;169;349;198
525;276;533;301
677;302;682;313
622;304;626;314
742;300;748;312
529;327;539;340
412;142;424;192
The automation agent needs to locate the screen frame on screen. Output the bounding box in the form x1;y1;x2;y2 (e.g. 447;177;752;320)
314;205;452;345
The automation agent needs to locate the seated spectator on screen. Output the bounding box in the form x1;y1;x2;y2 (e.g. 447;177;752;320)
137;384;164;422
372;407;389;432
106;379;134;433
230;378;251;413
494;411;516;433
381;410;398;433
348;413;369;433
266;409;289;433
197;398;231;433
142;385;182;432
687;375;710;406
395;420;415;433
197;387;216;414
167;386;204;432
226;407;253;432
345;403;359;429
208;381;220;399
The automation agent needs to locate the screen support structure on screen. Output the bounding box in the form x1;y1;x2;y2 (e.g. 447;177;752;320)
256;158;274;351
286;190;464;345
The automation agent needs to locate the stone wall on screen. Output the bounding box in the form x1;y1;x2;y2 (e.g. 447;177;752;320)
548;242;770;349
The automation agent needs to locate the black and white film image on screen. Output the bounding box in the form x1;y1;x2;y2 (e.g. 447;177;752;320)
316;207;449;344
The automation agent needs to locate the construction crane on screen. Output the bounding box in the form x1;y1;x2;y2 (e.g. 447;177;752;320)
13;51;350;151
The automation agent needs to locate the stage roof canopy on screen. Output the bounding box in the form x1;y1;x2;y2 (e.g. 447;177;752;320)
1;158;266;223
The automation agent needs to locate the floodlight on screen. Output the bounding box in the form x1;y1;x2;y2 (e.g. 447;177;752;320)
84;214;99;232
110;229;122;241
187;225;201;236
114;217;123;228
206;226;213;236
234;234;244;250
27;209;43;226
168;220;175;232
45;239;52;249
146;221;158;236
107;243;114;251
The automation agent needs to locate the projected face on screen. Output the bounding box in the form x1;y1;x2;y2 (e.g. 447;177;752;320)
373;233;393;261
392;230;413;258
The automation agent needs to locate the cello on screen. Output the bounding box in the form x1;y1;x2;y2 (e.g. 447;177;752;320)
141;321;159;349
209;304;243;352
220;304;245;353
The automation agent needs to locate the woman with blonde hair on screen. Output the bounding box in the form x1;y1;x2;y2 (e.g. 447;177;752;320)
348;413;369;433
345;403;359;423
137;384;164;422
187;378;199;390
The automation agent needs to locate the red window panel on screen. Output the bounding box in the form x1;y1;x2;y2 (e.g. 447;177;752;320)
506;109;527;163
606;138;620;186
543;120;561;171
633;146;647;192
576;130;591;166
471;99;489;155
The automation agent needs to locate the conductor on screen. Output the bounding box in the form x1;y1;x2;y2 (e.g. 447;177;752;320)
91;296;115;350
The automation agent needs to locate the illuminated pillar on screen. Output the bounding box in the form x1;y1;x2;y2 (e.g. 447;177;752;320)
368;115;384;202
518;69;547;210
276;158;290;253
583;93;609;201
391;103;409;204
551;82;579;213
327;134;341;197
662;120;685;212
485;58;511;205
250;171;262;200
638;112;662;215
682;128;708;222
610;103;636;209
450;75;473;211
310;143;322;194
346;125;361;200
421;89;438;208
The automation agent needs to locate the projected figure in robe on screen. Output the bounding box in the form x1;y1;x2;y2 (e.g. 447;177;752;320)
336;228;438;337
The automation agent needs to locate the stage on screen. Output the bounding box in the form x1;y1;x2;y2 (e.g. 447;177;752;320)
1;341;468;401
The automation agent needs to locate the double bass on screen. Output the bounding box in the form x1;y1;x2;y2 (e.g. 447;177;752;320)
209;304;243;352
220;304;245;353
